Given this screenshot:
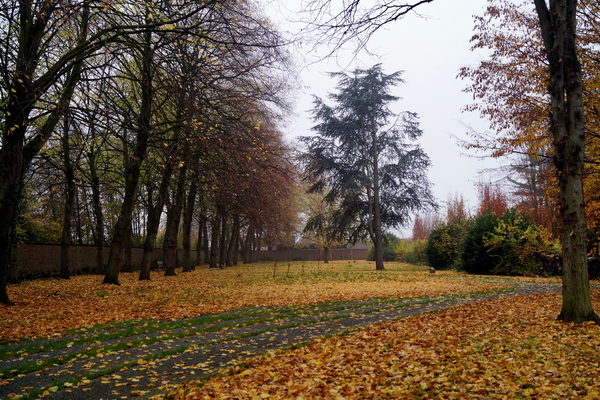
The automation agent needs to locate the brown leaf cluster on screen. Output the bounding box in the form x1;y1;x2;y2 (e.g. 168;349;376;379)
176;290;600;400
0;262;506;341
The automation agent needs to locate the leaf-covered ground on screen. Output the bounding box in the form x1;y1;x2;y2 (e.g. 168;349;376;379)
0;262;507;342
173;290;600;400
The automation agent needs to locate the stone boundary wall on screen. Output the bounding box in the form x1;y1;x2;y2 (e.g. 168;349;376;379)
15;244;368;276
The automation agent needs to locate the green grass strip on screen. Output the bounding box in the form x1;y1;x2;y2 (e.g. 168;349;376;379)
0;287;512;378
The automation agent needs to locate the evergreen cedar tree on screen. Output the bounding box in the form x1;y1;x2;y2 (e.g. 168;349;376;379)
301;64;435;271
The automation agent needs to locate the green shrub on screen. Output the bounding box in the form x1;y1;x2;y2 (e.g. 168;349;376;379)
396;238;428;265
460;212;499;275
484;211;558;276
461;209;558;276
407;239;428;265
395;239;409;262
425;220;469;270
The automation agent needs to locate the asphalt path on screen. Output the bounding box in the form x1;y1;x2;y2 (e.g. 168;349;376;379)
0;280;562;400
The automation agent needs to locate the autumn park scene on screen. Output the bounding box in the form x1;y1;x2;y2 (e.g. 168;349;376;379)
1;0;600;399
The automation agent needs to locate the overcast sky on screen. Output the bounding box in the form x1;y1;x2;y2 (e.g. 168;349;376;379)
266;0;507;237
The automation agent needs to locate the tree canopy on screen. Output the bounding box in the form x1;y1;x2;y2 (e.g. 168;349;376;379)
458;0;599;323
301;64;435;270
0;0;297;303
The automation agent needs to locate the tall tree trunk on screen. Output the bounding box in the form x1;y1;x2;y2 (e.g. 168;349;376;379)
195;209;207;266
232;221;241;266
89;150;105;275
366;117;385;270
104;13;153;285
373;126;384;270
163;163;188;276
60;117;76;280
182;181;197;272
104;153;145;284
242;228;248;264
243;225;253;264
203;214;210;264
122;222;133;273
75;189;84;245
0;136;25;302
323;246;330;264
219;212;228;268
209;212;220;268
139;155;175;280
533;0;599;322
226;214;240;267
254;230;261;263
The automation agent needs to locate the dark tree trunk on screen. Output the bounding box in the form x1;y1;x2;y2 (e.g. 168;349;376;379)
533;0;599;323
195;209;207;266
104;15;153;285
60;117;76;280
362;118;385;271
163;164;187;276
75;189;84;245
243;225;253;264
371;119;385;271
89;149;105;275
219;213;228;268
104;154;145;284
0;24;31;303
122;222;133;273
0;4;90;303
139;154;175;280
209;212;220;268
232;223;241;266
202;215;210;264
226;214;240;267
182;181;197;272
254;230;261;263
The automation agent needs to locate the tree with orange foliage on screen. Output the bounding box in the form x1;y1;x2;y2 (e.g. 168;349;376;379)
458;0;600;230
462;0;599;323
411;215;429;241
476;183;508;217
446;192;470;223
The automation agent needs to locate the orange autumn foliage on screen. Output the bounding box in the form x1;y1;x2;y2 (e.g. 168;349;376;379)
176;290;600;400
460;0;600;232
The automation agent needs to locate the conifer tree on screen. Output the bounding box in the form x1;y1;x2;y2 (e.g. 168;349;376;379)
301;64;435;270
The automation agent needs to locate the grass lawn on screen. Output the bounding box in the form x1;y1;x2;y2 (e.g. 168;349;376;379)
1;261;598;399
0;261;506;342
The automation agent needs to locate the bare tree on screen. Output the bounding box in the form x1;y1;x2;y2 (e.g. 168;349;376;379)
296;0;434;57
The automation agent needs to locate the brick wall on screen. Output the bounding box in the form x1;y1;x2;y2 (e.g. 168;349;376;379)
15;244;368;276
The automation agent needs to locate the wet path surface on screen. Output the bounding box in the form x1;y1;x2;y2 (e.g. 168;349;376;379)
0;281;562;400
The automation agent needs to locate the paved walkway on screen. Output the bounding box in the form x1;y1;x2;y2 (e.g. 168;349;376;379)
0;281;562;400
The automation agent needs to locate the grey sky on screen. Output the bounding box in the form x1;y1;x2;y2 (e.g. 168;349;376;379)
267;0;506;236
